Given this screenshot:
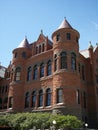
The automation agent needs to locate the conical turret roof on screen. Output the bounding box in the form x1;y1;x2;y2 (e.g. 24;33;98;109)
58;18;73;29
17;37;30;48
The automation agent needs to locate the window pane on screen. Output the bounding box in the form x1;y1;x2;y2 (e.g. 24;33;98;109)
57;89;63;103
40;64;44;78
46;88;51;106
39;90;43;107
47;61;52;76
60;52;67;69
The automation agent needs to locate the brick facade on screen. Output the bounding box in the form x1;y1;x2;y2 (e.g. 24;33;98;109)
0;19;98;128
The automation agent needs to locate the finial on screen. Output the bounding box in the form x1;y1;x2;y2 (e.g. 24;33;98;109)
64;17;66;20
96;43;98;46
41;29;43;34
88;41;93;49
25;35;27;39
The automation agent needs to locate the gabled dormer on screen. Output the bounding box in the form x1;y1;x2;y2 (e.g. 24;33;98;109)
32;31;52;55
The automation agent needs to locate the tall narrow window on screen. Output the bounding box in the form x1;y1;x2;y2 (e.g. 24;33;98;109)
15;67;21;81
14;52;17;58
36;46;38;54
47;60;52;76
27;66;32;81
71;53;76;70
39;90;43;107
57;88;63;103
83;92;86;108
0;98;2;105
60;52;67;69
39;45;41;53
40;63;44;78
33;65;38;80
42;44;45;52
66;33;71;40
25;92;29;108
56;34;60;41
9;97;13;108
22;51;26;58
76;89;80;104
82;65;85;80
96;75;98;84
46;88;51;106
54;54;57;71
31;91;36;107
78;63;81;73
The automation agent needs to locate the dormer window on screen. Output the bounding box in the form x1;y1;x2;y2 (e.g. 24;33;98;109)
66;33;71;40
56;34;60;41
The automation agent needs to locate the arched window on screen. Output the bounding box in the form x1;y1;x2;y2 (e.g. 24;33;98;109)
57;88;63;103
47;60;52;76
60;52;67;69
31;91;36;107
15;67;21;81
54;54;57;71
46;88;51;106
71;53;76;70
27;66;32;81
39;45;41;53
42;44;45;52
39;90;43;107
33;65;38;80
25;92;29;108
40;63;44;78
36;46;38;54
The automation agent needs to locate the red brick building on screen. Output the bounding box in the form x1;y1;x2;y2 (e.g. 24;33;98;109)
0;19;98;128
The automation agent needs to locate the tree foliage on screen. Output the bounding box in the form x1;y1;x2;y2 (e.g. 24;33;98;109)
0;112;82;130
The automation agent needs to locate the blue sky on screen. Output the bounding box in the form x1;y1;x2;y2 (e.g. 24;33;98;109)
0;0;98;67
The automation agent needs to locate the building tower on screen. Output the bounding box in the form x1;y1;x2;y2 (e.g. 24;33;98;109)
52;18;82;118
8;37;32;112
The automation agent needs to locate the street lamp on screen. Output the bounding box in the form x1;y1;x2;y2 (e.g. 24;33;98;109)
85;123;88;130
52;120;56;130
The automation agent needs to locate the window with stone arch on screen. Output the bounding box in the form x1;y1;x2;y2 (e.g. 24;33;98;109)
39;45;41;53
40;63;44;78
15;67;21;81
46;88;51;106
47;60;52;76
31;90;36;107
33;65;38;80
54;54;57;71
25;92;30;108
38;89;43;107
27;66;32;81
71;52;76;70
57;88;63;103
60;52;67;69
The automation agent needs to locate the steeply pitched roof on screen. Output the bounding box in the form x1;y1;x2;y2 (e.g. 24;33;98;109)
80;49;89;58
17;37;30;49
58;18;73;29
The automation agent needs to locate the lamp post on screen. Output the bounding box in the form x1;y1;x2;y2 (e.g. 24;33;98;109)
52;120;56;130
85;123;88;130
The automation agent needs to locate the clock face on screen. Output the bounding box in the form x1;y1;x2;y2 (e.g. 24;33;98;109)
0;66;6;78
